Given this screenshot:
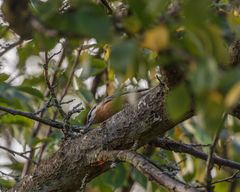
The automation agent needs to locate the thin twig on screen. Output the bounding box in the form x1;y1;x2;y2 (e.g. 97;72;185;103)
22;45;66;176
33;98;75;115
60;47;82;101
33;97;53;115
0;170;17;179
0;146;37;164
100;0;113;14
37;46;83;161
44;52;67;119
20;147;41;155
212;171;240;185
0;39;22;57
65;103;84;121
51;44;66;87
48;49;63;61
205;114;227;191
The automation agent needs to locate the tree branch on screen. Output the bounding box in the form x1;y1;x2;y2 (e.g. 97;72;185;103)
0;106;63;129
0;146;37;164
43;52;67;119
212;170;240;184
150;137;240;170
110;150;200;192
205;114;227;191
100;0;113;14
0;39;22;57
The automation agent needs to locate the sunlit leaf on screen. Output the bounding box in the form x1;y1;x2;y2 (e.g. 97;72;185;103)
0;162;24;172
72;108;90;125
225;82;240;108
142;25;169;51
0;114;32;127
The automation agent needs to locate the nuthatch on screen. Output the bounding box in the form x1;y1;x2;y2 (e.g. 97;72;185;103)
85;88;149;128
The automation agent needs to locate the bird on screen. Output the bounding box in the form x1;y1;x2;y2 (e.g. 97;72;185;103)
85;88;149;128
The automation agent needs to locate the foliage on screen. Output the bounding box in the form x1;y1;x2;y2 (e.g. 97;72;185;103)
0;0;240;191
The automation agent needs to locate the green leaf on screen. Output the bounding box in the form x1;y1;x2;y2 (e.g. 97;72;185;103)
78;87;94;103
22;75;45;86
127;0;153;28
110;40;138;74
0;73;9;83
183;122;212;145
32;137;53;146
44;3;112;41
197;91;224;134
132;168;147;188
166;83;191;120
16;86;44;100
91;164;127;190
72;108;90;125
18;41;39;67
189;58;219;94
219;69;240;94
0;178;15;189
103;164;127;188
0;162;24;172
31;0;60;19
146;0;171;18
183;0;211;27
0;114;32;127
33;33;59;51
0;83;29;109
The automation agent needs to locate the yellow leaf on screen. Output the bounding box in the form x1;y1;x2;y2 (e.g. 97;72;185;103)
209;91;223;104
123;16;141;34
228;11;240;26
225;82;240;108
103;44;111;62
142;25;169;51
